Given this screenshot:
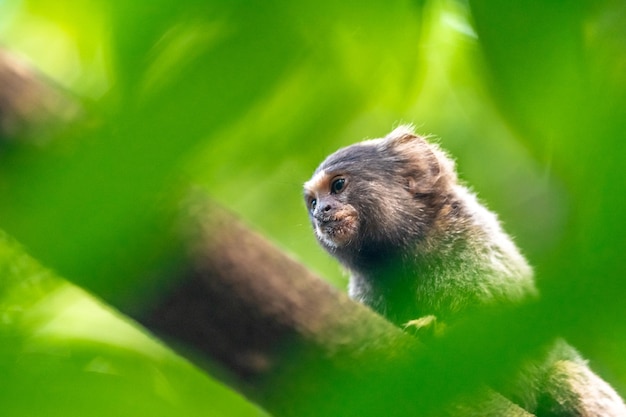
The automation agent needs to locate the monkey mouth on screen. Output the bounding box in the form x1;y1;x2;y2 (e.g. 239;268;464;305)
315;212;358;248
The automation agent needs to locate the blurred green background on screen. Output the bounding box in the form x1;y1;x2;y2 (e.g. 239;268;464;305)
0;0;625;415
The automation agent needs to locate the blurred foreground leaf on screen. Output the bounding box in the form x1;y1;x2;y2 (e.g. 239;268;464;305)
471;0;626;388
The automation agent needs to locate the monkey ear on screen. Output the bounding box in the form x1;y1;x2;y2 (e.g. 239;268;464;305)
384;125;421;146
384;126;454;195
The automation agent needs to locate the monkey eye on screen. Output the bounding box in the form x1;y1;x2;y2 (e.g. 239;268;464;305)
309;197;317;212
330;177;346;194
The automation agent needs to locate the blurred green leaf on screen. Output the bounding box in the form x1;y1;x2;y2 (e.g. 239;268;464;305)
0;232;264;417
470;0;626;391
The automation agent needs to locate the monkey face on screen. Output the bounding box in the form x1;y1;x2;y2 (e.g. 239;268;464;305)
304;172;360;248
304;126;456;266
303;138;419;254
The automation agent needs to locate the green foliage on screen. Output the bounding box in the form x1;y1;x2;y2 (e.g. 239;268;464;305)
1;0;625;415
0;232;263;416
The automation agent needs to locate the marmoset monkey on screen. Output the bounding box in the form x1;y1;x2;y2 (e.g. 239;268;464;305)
304;126;626;416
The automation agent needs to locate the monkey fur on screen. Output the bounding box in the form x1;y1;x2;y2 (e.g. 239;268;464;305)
304;126;626;416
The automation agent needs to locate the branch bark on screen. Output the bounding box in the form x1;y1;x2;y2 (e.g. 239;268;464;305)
0;49;78;144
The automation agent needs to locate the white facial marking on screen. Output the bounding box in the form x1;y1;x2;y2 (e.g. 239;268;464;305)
304;169;328;194
315;224;337;248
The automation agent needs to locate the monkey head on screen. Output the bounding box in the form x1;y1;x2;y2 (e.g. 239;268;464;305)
304;125;457;269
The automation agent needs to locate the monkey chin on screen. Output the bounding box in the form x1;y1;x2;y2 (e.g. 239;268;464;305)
315;209;359;249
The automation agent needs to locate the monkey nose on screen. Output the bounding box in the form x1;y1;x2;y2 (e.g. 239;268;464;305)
315;205;334;222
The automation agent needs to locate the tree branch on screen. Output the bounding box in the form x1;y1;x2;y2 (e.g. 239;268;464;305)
135;197;533;417
0;49;78;144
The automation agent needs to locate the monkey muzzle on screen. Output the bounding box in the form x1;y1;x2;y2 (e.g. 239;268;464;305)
313;206;359;248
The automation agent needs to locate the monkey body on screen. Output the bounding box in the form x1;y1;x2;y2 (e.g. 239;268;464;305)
304;125;534;325
349;182;535;325
304;126;626;416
